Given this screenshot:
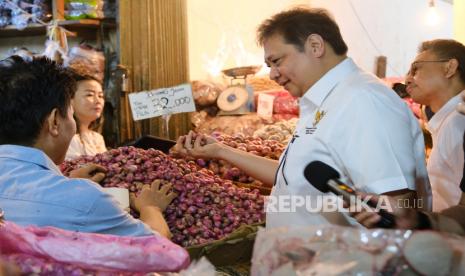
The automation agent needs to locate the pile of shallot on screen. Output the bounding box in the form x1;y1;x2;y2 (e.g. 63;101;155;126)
61;146;265;246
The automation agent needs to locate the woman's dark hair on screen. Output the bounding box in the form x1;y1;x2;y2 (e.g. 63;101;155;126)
70;71;104;134
257;7;348;55
0;56;76;146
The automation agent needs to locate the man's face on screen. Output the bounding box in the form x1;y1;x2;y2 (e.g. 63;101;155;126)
405;50;449;106
263;34;316;97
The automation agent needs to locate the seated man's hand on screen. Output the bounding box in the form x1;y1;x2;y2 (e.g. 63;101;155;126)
130;180;178;213
69;163;107;183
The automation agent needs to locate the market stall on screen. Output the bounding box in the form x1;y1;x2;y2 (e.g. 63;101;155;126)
1;0;465;275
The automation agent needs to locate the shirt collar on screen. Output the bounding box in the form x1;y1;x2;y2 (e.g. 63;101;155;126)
427;92;464;133
300;57;359;111
0;145;62;174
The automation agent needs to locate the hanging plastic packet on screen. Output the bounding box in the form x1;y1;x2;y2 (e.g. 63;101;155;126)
43;21;71;62
0;1;11;28
10;4;32;31
30;0;52;23
65;0;104;20
64;43;105;83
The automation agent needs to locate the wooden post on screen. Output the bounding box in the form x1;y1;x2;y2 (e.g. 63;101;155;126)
118;0;190;143
52;0;65;20
375;56;387;79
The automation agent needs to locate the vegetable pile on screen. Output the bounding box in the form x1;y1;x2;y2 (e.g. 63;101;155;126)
61;146;265;247
253;118;298;144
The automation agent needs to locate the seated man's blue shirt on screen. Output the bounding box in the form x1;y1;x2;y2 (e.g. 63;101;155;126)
0;145;153;236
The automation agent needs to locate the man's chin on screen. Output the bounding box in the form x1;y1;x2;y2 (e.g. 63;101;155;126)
288;90;303;98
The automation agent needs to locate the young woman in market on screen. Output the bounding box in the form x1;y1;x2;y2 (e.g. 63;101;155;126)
65;72;107;160
172;7;430;229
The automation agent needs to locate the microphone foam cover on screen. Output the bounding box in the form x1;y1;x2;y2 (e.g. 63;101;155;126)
303;161;340;193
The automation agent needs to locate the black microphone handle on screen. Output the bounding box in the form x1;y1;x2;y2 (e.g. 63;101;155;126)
328;179;396;229
366;200;396;228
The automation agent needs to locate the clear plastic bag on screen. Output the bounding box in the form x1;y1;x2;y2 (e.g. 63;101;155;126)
0;8;11;28
252;225;465;275
42;39;68;61
65;0;104;19
254;90;299;115
191;80;225;107
64;43;105;83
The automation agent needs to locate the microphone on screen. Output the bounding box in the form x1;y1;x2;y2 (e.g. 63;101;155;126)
303;161;395;228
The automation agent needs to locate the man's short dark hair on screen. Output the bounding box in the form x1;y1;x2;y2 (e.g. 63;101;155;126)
419;39;465;84
0;56;76;146
257;7;348;55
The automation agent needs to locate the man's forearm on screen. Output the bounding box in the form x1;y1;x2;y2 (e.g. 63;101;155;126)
139;206;172;238
216;145;279;187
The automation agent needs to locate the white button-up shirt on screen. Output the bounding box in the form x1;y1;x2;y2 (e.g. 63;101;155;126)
266;58;431;228
427;93;465;211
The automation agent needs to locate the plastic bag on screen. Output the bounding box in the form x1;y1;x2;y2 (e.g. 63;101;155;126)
64;43;105;83
3;253;114;275
191;80;225;107
43;39;68;61
65;0;104;19
253;118;298;144
175;257;216;276
272;90;299;115
0;221;190;273
194;113;273;137
251;225;465;275
254;90;299;115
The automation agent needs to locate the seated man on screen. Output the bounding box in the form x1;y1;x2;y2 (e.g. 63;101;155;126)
0;56;176;238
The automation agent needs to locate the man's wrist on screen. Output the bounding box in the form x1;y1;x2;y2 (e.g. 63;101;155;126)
215;144;228;159
140;205;163;214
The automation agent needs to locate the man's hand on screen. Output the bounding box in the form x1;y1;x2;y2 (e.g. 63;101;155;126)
171;131;221;160
349;193;420;229
130;180;178;213
69;163;107;183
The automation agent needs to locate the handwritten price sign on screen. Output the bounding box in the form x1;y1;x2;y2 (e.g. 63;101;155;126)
128;84;196;121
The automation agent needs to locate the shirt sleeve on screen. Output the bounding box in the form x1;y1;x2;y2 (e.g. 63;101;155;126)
332;91;420;195
79;183;155;237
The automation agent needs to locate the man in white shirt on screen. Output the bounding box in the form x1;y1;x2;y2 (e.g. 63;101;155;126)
173;7;431;228
406;39;465;211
